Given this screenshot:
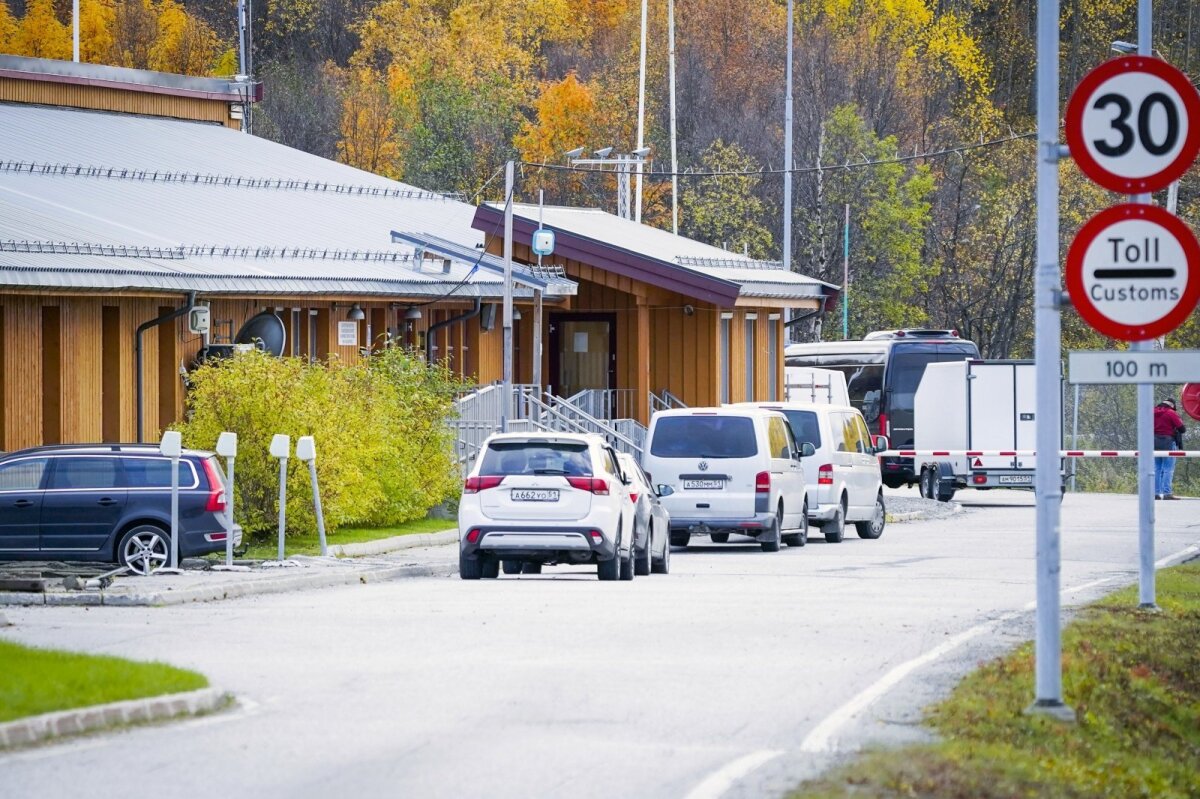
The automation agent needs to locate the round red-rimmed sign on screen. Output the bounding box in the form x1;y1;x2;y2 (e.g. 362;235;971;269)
1065;204;1200;341
1065;56;1200;194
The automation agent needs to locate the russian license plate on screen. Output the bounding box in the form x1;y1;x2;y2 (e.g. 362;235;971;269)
511;489;559;502
683;479;723;490
998;474;1034;485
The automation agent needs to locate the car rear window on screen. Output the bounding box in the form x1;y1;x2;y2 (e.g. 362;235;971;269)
649;416;758;458
480;441;593;476
122;457;198;488
780;410;821;448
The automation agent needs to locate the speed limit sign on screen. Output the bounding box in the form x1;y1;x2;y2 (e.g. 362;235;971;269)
1065;56;1200;193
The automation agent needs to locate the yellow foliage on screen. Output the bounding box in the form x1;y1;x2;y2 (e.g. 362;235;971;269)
337;69;400;178
0;2;17;51
79;0;116;63
12;0;72;60
147;0;220;75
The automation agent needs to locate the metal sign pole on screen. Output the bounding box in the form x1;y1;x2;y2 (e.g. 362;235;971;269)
1134;0;1158;609
296;436;327;557
1031;0;1072;719
502;160;514;433
269;434;290;562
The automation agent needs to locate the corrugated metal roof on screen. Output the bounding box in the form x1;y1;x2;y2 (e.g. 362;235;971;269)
0;104;564;298
497;204;837;298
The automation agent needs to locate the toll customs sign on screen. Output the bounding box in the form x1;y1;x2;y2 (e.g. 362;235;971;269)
1065;56;1200;194
1066;203;1200;341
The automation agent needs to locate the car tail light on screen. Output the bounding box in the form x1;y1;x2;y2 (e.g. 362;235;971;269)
466;528;481;543
818;464;833;485
567;477;609;495
201;458;226;512
463;476;503;493
589;530;603;542
878;412;890;438
973;474;987;484
755;471;770;493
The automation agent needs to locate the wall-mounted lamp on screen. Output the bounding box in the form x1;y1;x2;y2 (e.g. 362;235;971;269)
404;306;423;321
512;307;522;321
346;303;366;321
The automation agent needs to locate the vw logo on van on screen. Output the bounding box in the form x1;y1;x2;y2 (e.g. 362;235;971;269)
698;461;709;471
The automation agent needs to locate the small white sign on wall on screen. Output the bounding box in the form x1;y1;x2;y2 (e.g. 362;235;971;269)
573;332;589;353
338;320;358;347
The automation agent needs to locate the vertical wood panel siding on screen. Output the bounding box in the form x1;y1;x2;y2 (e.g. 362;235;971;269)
0;77;238;127
41;306;61;444
2;297;43;450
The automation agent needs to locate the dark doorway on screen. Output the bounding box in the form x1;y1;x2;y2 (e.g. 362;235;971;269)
549;313;616;398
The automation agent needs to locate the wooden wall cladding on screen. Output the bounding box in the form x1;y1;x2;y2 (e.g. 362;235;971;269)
0;77;237;128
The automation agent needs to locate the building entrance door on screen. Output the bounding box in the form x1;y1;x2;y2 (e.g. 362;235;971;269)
549;313;616;398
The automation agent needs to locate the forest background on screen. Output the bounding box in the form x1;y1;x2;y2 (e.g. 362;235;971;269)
1;0;1198;487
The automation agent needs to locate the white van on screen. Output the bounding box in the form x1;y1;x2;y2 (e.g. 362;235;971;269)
735;403;887;543
784;366;850;406
642;407;811;551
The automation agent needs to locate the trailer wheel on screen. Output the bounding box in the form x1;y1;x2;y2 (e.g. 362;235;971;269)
919;467;935;500
936;482;956;503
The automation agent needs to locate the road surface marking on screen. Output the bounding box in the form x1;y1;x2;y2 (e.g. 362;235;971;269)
683;749;784;799
799;542;1200;754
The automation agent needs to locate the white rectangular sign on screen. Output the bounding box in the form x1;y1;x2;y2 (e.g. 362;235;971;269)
337;320;358;347
1068;350;1200;384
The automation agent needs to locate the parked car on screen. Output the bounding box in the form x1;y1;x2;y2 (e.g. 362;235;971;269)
736;402;887;543
641;407;811;551
0;444;239;574
458;432;637;581
616;452;672;575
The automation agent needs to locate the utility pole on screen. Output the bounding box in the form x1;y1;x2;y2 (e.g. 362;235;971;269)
635;0;648;223
783;0;794;274
502;160;515;431
73;0;79;62
668;0;679;234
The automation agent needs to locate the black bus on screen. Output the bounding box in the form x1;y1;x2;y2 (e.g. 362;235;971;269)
784;329;980;487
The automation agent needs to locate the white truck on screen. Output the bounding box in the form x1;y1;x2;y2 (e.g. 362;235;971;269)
913;359;1042;501
784;366;850;406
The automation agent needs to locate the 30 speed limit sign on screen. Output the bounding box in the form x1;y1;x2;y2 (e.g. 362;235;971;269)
1065;56;1200;193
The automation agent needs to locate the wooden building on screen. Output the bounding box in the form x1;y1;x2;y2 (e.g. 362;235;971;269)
0;55;835;451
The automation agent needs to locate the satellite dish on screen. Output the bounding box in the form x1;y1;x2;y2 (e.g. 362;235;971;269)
235;311;286;356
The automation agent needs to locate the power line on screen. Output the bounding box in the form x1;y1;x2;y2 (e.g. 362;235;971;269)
523;131;1036;179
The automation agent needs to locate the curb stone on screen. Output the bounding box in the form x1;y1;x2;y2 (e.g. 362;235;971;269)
331;528;458;557
887;503;963;523
0;687;230;750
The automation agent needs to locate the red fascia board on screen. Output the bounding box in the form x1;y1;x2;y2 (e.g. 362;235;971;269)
0;68;264;103
472;204;741;307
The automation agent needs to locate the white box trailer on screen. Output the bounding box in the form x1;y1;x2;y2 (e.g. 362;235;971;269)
913;360;1042;501
784;366;850;406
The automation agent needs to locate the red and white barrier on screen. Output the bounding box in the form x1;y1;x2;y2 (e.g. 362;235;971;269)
880;450;1196;458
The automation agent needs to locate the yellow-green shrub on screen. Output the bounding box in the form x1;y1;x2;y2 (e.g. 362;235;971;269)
177;348;462;535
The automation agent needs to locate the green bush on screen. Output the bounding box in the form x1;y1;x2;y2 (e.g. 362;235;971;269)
177;348;464;536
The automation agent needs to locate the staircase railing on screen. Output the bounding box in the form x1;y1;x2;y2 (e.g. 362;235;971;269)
649;389;688;417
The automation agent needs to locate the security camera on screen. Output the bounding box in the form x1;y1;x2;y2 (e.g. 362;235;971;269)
683;304;695;316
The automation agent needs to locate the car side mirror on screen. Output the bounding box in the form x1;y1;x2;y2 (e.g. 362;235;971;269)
871;435;890;454
799;442;816;458
656;484;675;498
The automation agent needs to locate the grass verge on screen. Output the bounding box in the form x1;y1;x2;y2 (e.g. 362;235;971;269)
241;516;455;559
0;640;208;723
788;560;1200;799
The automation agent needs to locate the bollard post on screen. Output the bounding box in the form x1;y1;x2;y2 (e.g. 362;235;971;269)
216;432;238;567
270;434;290;562
158;431;184;575
295;436;327;557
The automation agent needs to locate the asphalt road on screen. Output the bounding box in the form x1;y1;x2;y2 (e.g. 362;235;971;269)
2;490;1198;799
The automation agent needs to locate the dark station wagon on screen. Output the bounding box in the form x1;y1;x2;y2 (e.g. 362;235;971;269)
0;444;239;574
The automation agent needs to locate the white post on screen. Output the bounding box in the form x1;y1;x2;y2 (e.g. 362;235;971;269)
502;160;515;432
635;0;648;223
668;0;679;234
72;0;79;62
270;434;290;561
296;436;327;557
216;432;238;567
159;431;183;575
1030;0;1072;719
783;0;794;274
1134;0;1157;610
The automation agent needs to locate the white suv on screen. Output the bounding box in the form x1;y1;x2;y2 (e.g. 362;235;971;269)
642;407;810;551
458;432;637;580
737;402;887;543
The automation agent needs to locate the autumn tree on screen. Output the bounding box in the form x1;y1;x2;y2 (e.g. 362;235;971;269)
681;139;775;259
337;68;399;178
0;2;17;52
78;0;116;63
11;0;72;60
